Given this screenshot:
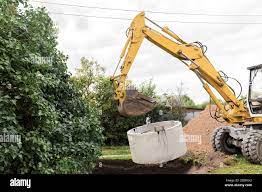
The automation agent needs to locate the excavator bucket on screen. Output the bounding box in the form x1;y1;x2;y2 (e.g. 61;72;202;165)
118;89;157;117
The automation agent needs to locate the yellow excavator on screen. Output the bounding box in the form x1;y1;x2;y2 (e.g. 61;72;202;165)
110;12;262;164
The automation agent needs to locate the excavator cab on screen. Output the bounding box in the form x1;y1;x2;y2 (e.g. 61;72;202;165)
248;64;262;115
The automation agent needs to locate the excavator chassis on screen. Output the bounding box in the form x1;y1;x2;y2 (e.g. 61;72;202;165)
211;125;262;164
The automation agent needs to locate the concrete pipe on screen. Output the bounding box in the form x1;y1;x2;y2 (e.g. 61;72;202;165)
127;121;187;164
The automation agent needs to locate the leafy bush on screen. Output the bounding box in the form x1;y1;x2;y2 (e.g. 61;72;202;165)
0;0;103;173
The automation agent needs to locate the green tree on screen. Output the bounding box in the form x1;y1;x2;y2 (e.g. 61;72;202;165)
162;83;188;125
139;79;157;98
182;95;195;107
0;0;103;173
71;57;105;106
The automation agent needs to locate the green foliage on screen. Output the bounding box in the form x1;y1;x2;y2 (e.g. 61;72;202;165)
138;79;157;98
97;78;148;145
0;0;103;173
182;95;195;107
71;57;105;106
194;102;208;110
100;146;131;160
161;93;187;125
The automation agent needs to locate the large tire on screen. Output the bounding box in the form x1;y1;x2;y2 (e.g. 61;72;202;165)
211;127;221;151
241;130;262;164
211;127;239;154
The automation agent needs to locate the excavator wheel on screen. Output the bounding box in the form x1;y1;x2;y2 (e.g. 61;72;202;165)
211;127;240;154
241;130;262;164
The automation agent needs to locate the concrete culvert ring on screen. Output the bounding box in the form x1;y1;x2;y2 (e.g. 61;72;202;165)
127;121;187;164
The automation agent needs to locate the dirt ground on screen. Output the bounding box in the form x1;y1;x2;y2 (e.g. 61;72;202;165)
94;105;234;174
93;151;233;174
93;159;193;174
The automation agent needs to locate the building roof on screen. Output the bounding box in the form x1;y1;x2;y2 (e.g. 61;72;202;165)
183;106;204;112
247;64;262;70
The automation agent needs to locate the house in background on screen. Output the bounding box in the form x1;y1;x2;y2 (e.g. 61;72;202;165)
184;107;203;121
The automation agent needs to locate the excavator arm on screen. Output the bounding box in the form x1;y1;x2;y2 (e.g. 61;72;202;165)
111;12;250;124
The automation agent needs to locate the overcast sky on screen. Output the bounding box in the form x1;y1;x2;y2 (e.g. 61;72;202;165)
30;0;262;103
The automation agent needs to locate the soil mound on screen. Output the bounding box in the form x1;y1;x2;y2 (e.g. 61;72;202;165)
183;105;227;153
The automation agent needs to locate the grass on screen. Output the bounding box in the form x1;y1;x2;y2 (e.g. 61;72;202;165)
179;151;209;166
211;155;262;174
100;146;262;174
100;146;131;160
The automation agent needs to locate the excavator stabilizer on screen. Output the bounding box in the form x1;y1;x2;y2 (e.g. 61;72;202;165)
118;89;157;116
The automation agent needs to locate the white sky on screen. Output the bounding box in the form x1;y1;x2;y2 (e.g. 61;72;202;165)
30;0;262;103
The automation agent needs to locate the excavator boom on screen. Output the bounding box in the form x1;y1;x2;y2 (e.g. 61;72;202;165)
111;12;251;124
